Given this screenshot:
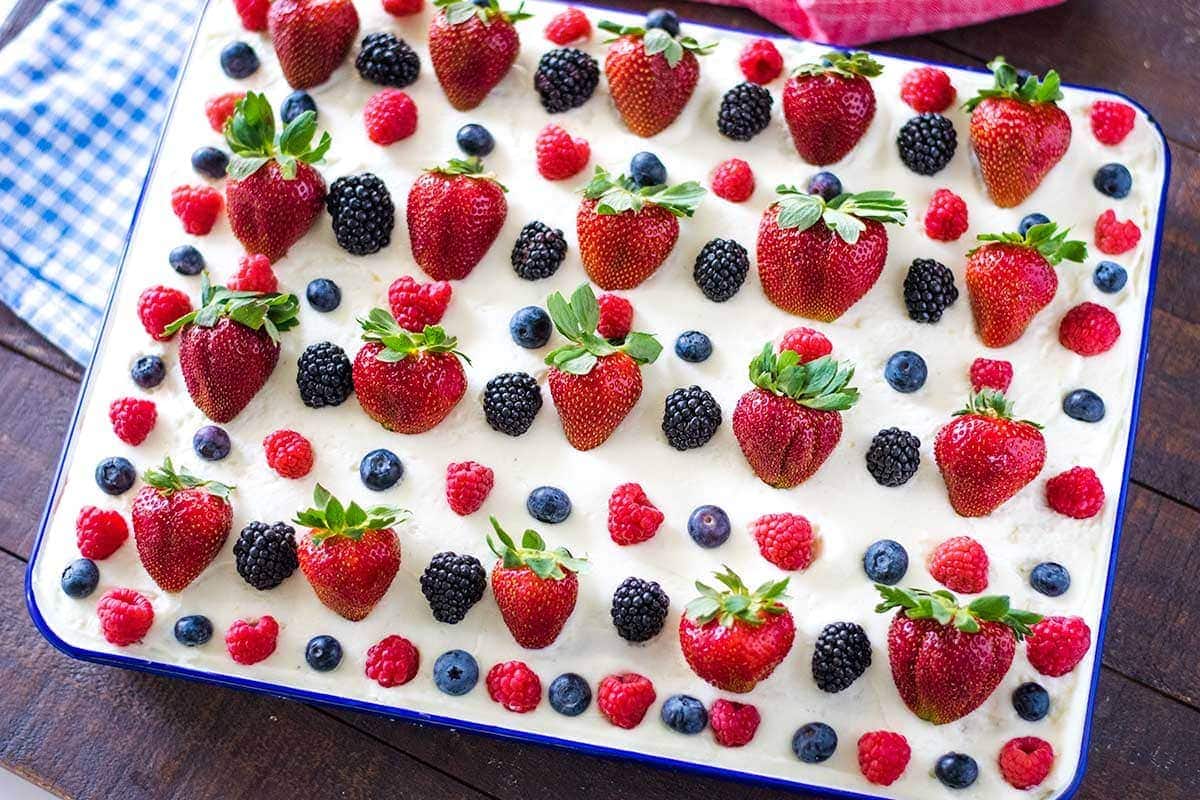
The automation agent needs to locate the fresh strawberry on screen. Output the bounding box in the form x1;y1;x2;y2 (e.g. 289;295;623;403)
352;311;469;433
964;58;1071;207
428;0;530;110
387;275;452;331
782;51;882;165
293;485;406;621
268;0;360;89
407;156;507;281
576;166;704;290
757;187;907;321
876;585;1041;725
544;284;662;450
934;390;1046;517
131;458;233;592
487;516;589;649
732;344;859;488
679;567;794;693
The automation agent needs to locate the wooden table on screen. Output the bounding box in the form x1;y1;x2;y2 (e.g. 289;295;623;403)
2;1;1198;797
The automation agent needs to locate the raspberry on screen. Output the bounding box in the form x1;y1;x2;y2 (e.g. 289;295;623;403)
97;588;154;646
365;634;420;686
204;92;244;133
779;326;832;362
487;660;542;712
970;357;1013;392
1090;100;1136;146
737;38;783;84
596;293;633;339
171;185;223;235
364;89;418;145
1026;615;1092;677
597;673;656;729
1059;302;1120;356
1094;209;1140;255
225;616;278;665
998;737;1055;790
709;158;755;203
445;460;494;515
233;0;269;30
387;275;452;332
750;513;817;571
108;397;156;446
709;700;760;747
544;7;590;45
928;536;989;594
137;285;192;341
262;429;314;479
607;482;664;545
382;0;423;16
1045;466;1105;519
858;730;911;786
899;66;956;113
924;188;969;241
536;123;590;180
76;506;128;559
227;254;277;293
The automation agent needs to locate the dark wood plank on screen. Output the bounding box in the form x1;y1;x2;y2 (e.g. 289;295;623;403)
0;304;82;380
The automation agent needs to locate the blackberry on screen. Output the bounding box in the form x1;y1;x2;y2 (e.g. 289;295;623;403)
233;521;298;590
717;82;773;141
662;386;722;451
693;238;749;302
811;621;872;693
420;552;487;624
903;258;958;323
897;113;957;175
355;32;420;87
610;576;670;642
866;427;921;487
534;48;600;113
483;372;543;436
511;221;567;280
296;341;353;408
326;173;395;256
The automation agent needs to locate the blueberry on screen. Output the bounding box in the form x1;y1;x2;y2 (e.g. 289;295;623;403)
548;672;592;715
792;722;838;763
1093;261;1128;293
456;123;495;157
190;146;229;180
510;306;552;349
95;457;135;495
661;694;708;734
169;244;205;276
174;615;213;646
306;635;344;672
130;355;165;388
864;539;908;585
433;649;479;695
193;425;231;461
630;151;667;188
884;350;927;393
644;8;680;36
674;331;712;363
60;558;99;598
1063;389;1105;423
281;90;317;124
527;486;571;523
1093;163;1132;199
220;41;259;79
807;171;842;201
1012;682;1050;721
687;504;730;548
1030;562;1071;597
360;449;404;490
1018;212;1050;236
935;752;979;789
305;278;341;312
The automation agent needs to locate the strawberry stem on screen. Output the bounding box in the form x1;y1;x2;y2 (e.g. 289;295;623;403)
487;516;589;579
544;283;661;375
426;156;507;192
963;56;1063;112
771;187;907;245
580;166;704;218
294;484;407;544
224;91;331;180
791;50;883;80
748;344;859;411
162;272;299;343
436;0;532;25
684;566;790;628
142;456;233;499
358;309;471;365
952;389;1043;429
875;585;1042;640
596;20;716;68
971;220;1087;265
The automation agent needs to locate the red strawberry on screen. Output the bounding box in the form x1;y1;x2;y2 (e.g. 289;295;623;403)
732;344;859;488
352;311;468;433
544;284;662;450
428;0;530;110
782;51;881;165
757;187;907;321
964;58;1071;208
679;567;794;693
576;166;704;290
268;0;360;89
407;157;507;281
876;585;1041;725
488;517;588;649
934;390;1046;517
294;485;405;621
131;458;233;592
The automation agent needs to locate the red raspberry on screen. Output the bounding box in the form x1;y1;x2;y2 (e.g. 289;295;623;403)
751;513;817;571
262;429;314;479
446;460;494;515
969;357;1013;392
899;66;956;113
1090;100;1136;146
365;634;420;687
364;89;418;145
233;0;269;30
108;397;157;445
1026;615;1092;677
1094;209;1140;255
387;275;452;332
710;158;755;203
536;124;590;181
596;293;633;339
226;616;279;665
486;660;541;712
1058;302;1120;356
227;254;278;293
857;730;911;786
923;188;969;242
737;38;783;84
382;0;423;16
204;92;244;133
97;588;154;646
171;185;223;235
709;699;760;747
597;673;656;729
779;326;832;362
607;482;664;545
137;285;192;341
998;737;1055;790
76;506;128;559
544;7;590;45
927;536;989;594
1045;466;1105;519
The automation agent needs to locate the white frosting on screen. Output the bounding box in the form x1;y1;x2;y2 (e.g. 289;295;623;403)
29;2;1166;797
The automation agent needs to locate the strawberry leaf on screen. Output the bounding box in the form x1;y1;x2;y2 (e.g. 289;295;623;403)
544;283;660;373
793;50;883;80
359;311;470;364
875;585;1042;640
748;348;859;411
953;388;1043;429
581;166;704;218
972;220;1087;265
142;456;233;499
224;92;330;181
162;272;299;342
295;484;406;543
772;187;906;244
963;56;1064;111
486;516;588;579
685;566;790;627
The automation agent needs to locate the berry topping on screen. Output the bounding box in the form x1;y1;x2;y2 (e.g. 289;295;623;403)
693;238;749;301
509;306;552;349
903;257;958;323
204;92;244;133
527;485;571;523
306;635;343;671
1045;466;1105;519
383;0;423;15
534;47;600;113
688;504;731;548
130;355;166;389
365;634;420;686
1027;615;1091;677
137;285;192;341
280;90;316;124
857;730;910;786
644;7;679;34
536;123;590;180
192;425;231;460
1090;99;1136;145
900;66;956;112
174;615;213;646
363;89;418;145
629;151;667;188
109;397;156;446
305;278;340;311
76;506;128;560
998;737;1054;790
97;588;154;645
751;512;817;571
717;82;773;141
1094;162;1132;198
1063;388;1105;422
169;244;205;276
387;275;451;332
597;673;656;729
897;113;957;175
738;38;783;84
1059;302;1120;355
928;536;989;594
170;185;223;235
61;559;99;598
433;649;478;694
226;253;277;294
1093;260;1128;293
709;157;755;203
359;448;404;490
191;146;229;180
610;576;670;642
95;456;136;495
793;722;837;763
865;427;920;487
445;461;494;515
811;621;872;693
263;429;314;478
487;660;541;712
225;615;278;664
661;694;707;734
1018;212;1050;236
608;483;664;545
777;327;831;363
421;551;487;623
482;371;543;436
511;221;567;280
356;32;420;87
935;753;979;790
923;187;969;241
233;521;298;590
220;41;259;79
296;341;354;408
674;331;712;363
709;700;760;747
545;7;591;45
597;293;634;339
456;123;494;157
662;385;722;451
863;539;908;585
327;172;395;256
806;171;842;201
1012;682;1050;721
884;350;927;393
1094;209;1140;254
548;673;592;715
1031;562;1071;597
233;0;269;31
970;357;1013;392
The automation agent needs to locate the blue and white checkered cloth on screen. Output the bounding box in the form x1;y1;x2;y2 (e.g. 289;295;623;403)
0;0;202;363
